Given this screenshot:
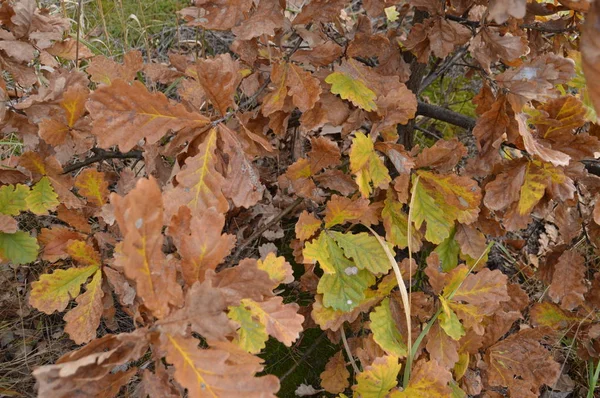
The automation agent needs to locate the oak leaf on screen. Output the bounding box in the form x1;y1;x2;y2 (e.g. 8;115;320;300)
168;207;235;286
257;252;294;285
87;79;209;151
404;17;471;63
0;183;29;215
411;171;481;244
426;322;460;369
86;51;143;85
439;296;466;340
74;169;109;207
353;356;401;398
308;136;341;173
29;264;99;314
231;0;285;40
548;250;587;310
488;0;526;23
320;351;350;394
469;27;529;73
415;138;467;173
25;176;59;215
157;281;236;341
295;210;321;241
205;259;275;306
382;195;423;252
228;301;268;353
390;359;452;397
530;302;577;330
111;177;183;319
350;132;391;198
63;269;103;344
311;292;379;332
330;231;392;275
294;0;347;25
323;194;369;228
325;71;377;112
370;298;408;357
0;214;17;233
262;62;322;115
484;329;560;398
178;0;253;30
161;333;279;397
583;0;600;116
0;230;39;264
193;54;242;116
164;128;229;217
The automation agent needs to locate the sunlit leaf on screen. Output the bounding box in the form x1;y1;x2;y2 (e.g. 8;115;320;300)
370;298;408;357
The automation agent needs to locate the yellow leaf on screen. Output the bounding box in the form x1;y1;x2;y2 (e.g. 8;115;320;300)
257;252;294;284
325;72;377;111
0;184;30;215
350;132;391;197
353;356;400;398
66;240;101;268
330;231;392;274
389;359;452;397
29;264;99;314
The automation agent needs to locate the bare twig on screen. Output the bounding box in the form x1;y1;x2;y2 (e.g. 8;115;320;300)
227;197;304;266
416;101;476;130
62;148;143;174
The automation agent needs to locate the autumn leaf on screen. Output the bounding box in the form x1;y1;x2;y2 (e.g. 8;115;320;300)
111;177;183;319
330;231;392;274
485;329;560;397
323;195;369;228
438;296;465;340
257;253;294;285
548;250;587;310
350;132;391;198
0;184;29;215
320;351;350;394
425;322;459;370
66;240;101;267
87;79;209;151
262;62;321;115
63;270;104;344
325;71;377;112
167;207;236;286
228;302;268;353
193;54;242;116
74;169;109;207
0;231;39;264
353;356;401;398
305;232;375;311
411;171;481;244
25;176;59;215
370;298;408;357
295;210;321;241
433;229;460;272
29;264;99;314
530;302;577;330
382;195;423;252
582;0;600;116
389;359;452;397
160;333;280;397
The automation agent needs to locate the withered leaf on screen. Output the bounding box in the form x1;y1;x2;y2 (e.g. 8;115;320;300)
87;79;209;152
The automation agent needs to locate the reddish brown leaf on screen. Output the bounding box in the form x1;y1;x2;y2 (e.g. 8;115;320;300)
548;250;587;310
193;54;242;116
320;351;350;394
111;177;183;319
87;79;209;152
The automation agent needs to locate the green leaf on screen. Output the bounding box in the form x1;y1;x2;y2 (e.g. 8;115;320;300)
29;264;99;314
315;233;375;312
0;184;30;215
370;298;408;357
303;232;336;274
26;177;59;215
330;231;391;274
325;72;377;112
0;231;39;264
228;302;268;354
382;196;422;252
411;171;481;244
434;228;459;272
438;296;465;340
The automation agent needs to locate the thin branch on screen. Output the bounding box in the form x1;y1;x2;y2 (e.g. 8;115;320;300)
280;332;326;382
419;46;468;94
227;197;304;266
62;148;143;174
416;101;476;130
